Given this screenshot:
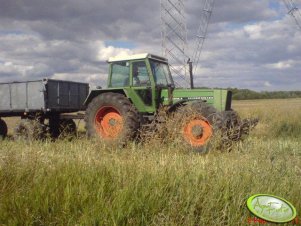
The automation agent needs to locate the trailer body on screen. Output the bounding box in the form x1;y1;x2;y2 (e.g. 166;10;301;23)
0;79;89;117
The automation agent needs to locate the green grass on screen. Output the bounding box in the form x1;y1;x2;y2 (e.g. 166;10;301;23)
0;99;301;225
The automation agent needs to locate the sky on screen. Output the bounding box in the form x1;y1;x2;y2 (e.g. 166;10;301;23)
0;0;300;91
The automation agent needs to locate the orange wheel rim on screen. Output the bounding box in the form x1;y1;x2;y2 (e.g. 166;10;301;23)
94;106;123;139
183;119;213;146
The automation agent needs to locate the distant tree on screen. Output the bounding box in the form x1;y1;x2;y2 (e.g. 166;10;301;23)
228;88;301;100
193;87;301;100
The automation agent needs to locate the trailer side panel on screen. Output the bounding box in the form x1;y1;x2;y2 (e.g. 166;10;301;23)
0;84;11;111
46;80;89;111
0;79;89;115
0;81;45;112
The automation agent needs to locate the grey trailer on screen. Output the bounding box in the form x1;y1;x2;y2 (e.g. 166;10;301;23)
0;78;89;116
0;79;89;140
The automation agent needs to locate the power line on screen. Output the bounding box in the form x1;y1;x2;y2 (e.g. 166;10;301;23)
283;0;301;30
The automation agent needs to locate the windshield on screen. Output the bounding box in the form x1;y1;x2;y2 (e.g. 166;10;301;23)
150;60;174;86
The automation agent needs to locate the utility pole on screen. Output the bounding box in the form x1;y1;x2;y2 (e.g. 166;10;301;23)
188;58;194;89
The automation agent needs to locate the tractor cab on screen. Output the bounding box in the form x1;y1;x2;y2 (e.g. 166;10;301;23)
108;53;174;88
107;53;175;112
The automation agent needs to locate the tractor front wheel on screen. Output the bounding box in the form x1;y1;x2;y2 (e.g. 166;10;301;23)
175;101;221;153
85;92;140;144
183;117;213;148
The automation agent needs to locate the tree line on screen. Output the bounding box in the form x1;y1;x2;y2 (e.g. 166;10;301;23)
229;88;301;100
195;87;301;100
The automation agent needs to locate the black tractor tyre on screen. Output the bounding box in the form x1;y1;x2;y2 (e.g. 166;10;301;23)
0;118;8;139
85;92;140;144
219;110;258;143
190;101;223;130
173;101;222;153
14;119;45;141
220;110;240;130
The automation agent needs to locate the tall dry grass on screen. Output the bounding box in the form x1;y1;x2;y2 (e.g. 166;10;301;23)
0;99;300;225
233;98;301;138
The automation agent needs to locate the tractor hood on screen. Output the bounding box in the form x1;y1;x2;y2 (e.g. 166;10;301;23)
160;88;232;112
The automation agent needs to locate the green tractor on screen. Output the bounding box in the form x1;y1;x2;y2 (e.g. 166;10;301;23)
84;53;257;151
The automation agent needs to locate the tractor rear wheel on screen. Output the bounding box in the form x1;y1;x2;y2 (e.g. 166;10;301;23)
175;101;222;153
0;118;8;139
85;92;140;144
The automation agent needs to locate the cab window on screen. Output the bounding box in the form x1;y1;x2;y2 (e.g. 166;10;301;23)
132;61;151;87
110;61;130;87
150;60;173;86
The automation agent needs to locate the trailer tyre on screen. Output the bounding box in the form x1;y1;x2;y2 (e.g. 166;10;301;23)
0;119;8;139
59;119;77;138
49;117;77;139
85;92;140;144
14;119;44;141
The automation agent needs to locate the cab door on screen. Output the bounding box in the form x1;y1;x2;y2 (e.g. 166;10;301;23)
129;60;155;112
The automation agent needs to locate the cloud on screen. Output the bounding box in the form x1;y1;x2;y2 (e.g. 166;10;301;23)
0;0;300;91
265;60;297;69
244;24;263;40
96;44;134;61
264;81;272;87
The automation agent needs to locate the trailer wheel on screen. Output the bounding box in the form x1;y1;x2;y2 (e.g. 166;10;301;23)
49;118;77;139
85;92;140;144
0;119;8;139
58;119;77;138
14;119;44;141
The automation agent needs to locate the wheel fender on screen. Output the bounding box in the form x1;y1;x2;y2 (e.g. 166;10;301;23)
168;99;202;113
84;89;128;106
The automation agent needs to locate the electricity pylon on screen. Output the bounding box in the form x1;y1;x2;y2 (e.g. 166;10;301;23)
283;0;301;30
161;0;215;88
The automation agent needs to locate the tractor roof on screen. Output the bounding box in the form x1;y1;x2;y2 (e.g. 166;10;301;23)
108;53;168;63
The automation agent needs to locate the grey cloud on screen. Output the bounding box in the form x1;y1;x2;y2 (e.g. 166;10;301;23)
0;0;300;91
0;0;161;42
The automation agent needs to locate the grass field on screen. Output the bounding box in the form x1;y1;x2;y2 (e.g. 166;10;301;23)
0;99;300;225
